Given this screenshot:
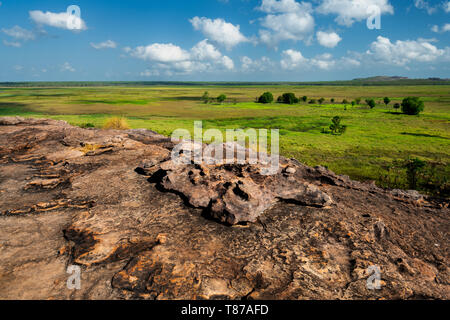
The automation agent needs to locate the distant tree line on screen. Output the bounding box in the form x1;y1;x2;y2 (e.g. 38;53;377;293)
255;92;425;115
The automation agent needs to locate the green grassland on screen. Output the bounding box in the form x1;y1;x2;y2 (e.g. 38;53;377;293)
1;84;449;196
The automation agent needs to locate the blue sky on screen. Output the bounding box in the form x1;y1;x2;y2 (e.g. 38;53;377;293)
0;0;449;81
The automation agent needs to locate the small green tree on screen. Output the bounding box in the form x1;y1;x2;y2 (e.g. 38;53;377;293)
405;158;426;190
280;93;298;104
302;96;307;102
366;99;376;109
201;91;210;104
217;94;227;104
258;92;274;104
384;97;391;107
318;98;325;105
330;98;335;103
351;101;356;107
401;97;424;115
393;103;400;112
329;116;347;135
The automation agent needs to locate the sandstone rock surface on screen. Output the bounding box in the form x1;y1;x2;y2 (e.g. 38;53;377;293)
0;117;448;300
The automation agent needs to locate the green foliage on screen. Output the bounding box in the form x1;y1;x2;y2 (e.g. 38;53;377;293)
330;98;335;103
302;96;308;102
329;116;347;135
308;99;316;104
384;97;391;106
279;93;299;104
318;98;325;105
379;160;449;197
217;94;227;104
351;101;356;106
258;92;274;104
342;99;349;104
366;98;376;109
405;158;426;190
201;91;209;104
79;122;95;128
393;103;400;111
401;97;424;115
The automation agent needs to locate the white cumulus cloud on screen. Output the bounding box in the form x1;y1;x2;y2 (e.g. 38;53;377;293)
317;31;342;48
190;17;248;50
3;40;22;48
431;23;450;32
90;40;117;49
367;36;447;66
1;26;35;41
130;43;191;63
280;49;361;71
128;40;234;76
414;0;438;15
241;56;274;72
61;62;75;72
445;1;450;13
280;49;308;69
258;0;315;47
29;10;87;31
317;0;394;26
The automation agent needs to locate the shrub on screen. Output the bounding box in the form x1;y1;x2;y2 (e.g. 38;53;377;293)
318;98;325;105
355;98;362;105
103;117;130;130
393;103;400;112
366;99;376;109
217;94;227;104
330;98;335;103
79;123;95;128
302;96;308;102
379;160;449;197
405;158;426;190
401;97;424;115
201;91;209;104
280;93;298;104
351;101;356;106
309;99;316;104
258;92;274;104
329;116;347;135
384;97;391;107
342;99;349;104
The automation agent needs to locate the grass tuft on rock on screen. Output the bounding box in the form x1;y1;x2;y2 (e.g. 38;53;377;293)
103;117;130;130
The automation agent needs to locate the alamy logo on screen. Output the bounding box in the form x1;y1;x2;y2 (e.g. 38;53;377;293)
170;121;280;175
366;265;381;290
66;5;82;30
67;265;81;290
367;5;381;30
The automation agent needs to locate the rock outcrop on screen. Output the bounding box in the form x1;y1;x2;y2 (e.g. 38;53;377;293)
0;117;448;300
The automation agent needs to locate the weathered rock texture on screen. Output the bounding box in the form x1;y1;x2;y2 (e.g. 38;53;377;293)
0;117;448;300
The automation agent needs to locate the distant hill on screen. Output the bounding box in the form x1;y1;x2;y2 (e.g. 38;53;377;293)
353;76;409;81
